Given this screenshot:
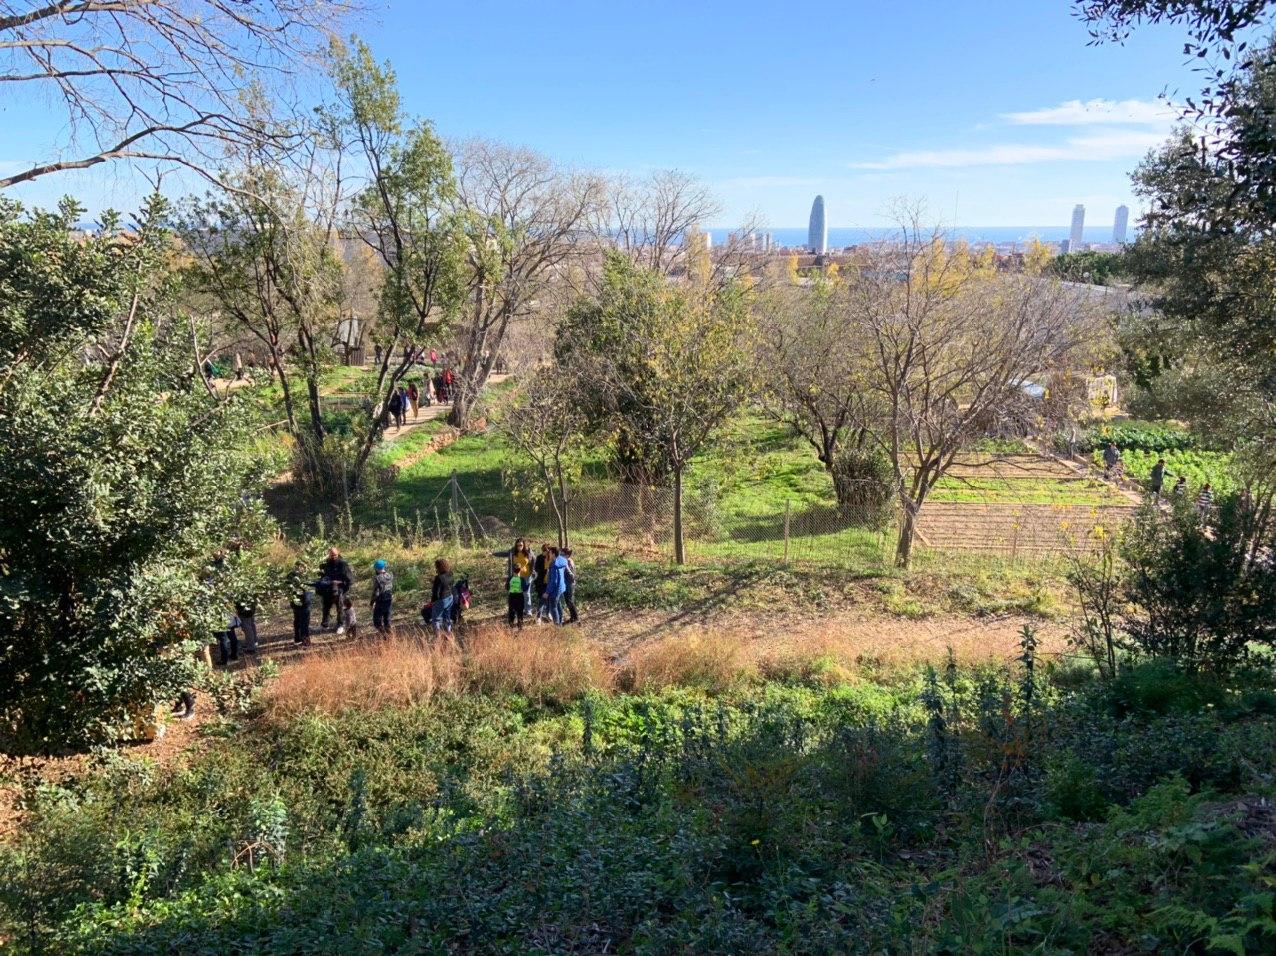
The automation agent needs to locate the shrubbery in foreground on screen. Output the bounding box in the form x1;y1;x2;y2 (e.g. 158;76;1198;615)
4;648;1276;954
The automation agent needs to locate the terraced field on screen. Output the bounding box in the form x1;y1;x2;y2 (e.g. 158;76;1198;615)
918;453;1137;555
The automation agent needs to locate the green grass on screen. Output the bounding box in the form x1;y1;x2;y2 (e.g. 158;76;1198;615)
930;474;1127;505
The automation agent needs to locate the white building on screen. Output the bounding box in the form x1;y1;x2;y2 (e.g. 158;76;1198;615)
1069;204;1086;251
1113;205;1129;244
808;195;828;255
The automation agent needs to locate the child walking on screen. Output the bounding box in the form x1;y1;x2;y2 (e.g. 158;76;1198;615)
507;573;525;629
342;595;358;640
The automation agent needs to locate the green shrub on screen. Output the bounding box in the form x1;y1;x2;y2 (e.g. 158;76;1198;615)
1108;658;1228;715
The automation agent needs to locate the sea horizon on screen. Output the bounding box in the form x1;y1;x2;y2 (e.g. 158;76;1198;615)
705;226;1130;247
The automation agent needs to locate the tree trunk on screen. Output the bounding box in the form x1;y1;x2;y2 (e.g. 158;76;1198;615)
895;500;918;568
305;375;325;440
673;467;686;565
269;347;298;435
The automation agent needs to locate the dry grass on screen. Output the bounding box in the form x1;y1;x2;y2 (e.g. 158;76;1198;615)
465;625;612;704
262;613;1064;717
621;630;758;693
264;637;464;718
264;625;611;717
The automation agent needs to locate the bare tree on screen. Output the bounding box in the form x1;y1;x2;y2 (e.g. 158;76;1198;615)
0;0;353;189
497;379;588;548
604;170;719;276
447;139;604;430
842;214;1101;566
760;277;876;503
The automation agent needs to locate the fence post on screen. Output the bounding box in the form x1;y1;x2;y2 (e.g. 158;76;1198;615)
783;500;792;564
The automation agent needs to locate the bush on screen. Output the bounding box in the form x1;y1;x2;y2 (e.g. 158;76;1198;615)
1107;658;1228;716
829;447;894;529
1120;500;1276;671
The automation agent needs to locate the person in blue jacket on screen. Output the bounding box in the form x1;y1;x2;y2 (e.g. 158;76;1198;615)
543;546;569;627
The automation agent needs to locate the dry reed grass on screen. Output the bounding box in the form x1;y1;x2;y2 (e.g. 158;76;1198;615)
621;630;758;693
262;614;1056;717
264;625;611;717
264;636;463;718
464;625;612;704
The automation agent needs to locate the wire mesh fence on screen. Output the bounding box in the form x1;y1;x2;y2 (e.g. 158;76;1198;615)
407;473;1137;567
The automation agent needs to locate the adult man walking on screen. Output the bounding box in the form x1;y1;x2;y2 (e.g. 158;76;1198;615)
318;547;353;630
1102;441;1121;479
1149;457;1166;501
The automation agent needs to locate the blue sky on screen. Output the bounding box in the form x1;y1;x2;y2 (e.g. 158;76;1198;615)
3;0;1201;228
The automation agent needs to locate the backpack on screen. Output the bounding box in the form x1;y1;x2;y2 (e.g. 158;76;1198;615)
374;570;394;598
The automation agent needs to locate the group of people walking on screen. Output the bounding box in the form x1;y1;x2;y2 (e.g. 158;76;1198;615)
385;370;457;429
496;539;579;629
1104;445;1217;517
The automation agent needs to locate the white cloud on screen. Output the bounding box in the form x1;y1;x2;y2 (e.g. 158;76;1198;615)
1001;98;1178;127
853;129;1167;170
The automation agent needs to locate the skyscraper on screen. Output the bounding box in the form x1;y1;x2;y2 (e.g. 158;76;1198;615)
1069;204;1085;250
808;195;828;255
1113;205;1129;244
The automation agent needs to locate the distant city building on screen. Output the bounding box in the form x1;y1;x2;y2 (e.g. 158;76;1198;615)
1113;205;1129;244
1069;204;1086;251
808;195;828;255
1058;239;1072;254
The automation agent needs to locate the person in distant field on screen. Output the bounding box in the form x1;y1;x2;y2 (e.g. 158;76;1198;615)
1171;475;1188;500
234;596;259;655
533;544;551;624
1149;457;1166;501
421;375;434;407
443;367;455;400
342;595;358;640
429;347;438;365
288;560;312;646
433;371;446;403
431;558;455;639
217;610;239;665
543;546;568;627
408;381;419;419
370;559;394;634
1102;441;1121;479
562;547;579;624
374;343;383;366
507;572;525;629
1197;482;1214;518
399;385;412;425
387;387;405;430
493;538;534;615
318;547;353;630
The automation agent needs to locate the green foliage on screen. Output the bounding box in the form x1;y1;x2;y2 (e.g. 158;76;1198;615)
1071;420;1199;453
1119;499;1276;671
829;446;894;528
1048;249;1127;284
6;657;1276;952
1108;658;1229;716
558;252;755;487
0;196;273;754
1106;447;1234;494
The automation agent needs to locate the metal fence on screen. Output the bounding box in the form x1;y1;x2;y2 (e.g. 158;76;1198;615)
413;474;1135;567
